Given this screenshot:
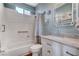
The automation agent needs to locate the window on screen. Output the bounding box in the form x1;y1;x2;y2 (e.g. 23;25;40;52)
24;10;31;15
16;7;31;15
16;7;23;14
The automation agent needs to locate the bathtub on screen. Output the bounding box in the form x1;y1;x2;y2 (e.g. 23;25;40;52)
0;43;33;56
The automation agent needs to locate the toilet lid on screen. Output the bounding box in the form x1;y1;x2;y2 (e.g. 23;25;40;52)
30;44;42;49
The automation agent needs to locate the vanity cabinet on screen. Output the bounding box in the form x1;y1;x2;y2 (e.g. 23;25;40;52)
62;45;79;56
52;41;62;56
41;38;53;56
41;37;79;56
41;38;62;56
42;44;53;56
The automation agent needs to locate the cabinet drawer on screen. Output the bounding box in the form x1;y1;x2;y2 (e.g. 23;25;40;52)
63;45;79;56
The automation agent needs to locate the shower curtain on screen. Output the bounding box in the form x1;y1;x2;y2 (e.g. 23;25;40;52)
35;14;43;44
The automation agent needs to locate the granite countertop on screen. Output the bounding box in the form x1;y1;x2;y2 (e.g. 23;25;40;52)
41;35;79;48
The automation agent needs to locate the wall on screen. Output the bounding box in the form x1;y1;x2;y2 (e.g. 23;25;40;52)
36;3;79;38
36;3;54;14
36;3;55;35
56;3;72;13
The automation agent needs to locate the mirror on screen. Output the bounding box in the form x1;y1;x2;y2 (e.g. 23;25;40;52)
55;3;73;27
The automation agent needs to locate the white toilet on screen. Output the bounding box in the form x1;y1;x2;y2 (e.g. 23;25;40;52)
30;44;42;56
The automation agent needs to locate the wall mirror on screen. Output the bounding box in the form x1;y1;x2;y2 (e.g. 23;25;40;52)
54;3;73;27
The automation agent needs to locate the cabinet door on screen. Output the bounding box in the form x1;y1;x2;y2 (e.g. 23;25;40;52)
41;38;53;56
41;38;62;56
62;45;79;56
42;45;53;56
52;41;62;56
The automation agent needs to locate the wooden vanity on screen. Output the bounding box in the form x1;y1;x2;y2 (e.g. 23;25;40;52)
41;35;79;56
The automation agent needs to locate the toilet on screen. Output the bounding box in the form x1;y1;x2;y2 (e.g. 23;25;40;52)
30;44;42;56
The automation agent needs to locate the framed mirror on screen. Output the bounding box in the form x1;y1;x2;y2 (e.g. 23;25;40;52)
55;3;73;27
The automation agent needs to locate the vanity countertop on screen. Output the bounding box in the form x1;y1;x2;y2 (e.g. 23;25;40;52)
41;35;79;48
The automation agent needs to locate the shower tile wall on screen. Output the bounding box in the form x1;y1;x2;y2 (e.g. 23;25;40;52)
1;7;35;50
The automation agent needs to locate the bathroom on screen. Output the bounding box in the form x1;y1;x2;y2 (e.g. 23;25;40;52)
0;3;79;56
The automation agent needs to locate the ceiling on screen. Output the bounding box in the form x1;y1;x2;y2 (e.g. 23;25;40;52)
26;3;39;7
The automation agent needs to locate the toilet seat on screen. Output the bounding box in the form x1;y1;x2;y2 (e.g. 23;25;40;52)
30;44;42;56
30;44;42;50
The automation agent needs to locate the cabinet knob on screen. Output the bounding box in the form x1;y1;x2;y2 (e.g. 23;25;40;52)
47;50;51;54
